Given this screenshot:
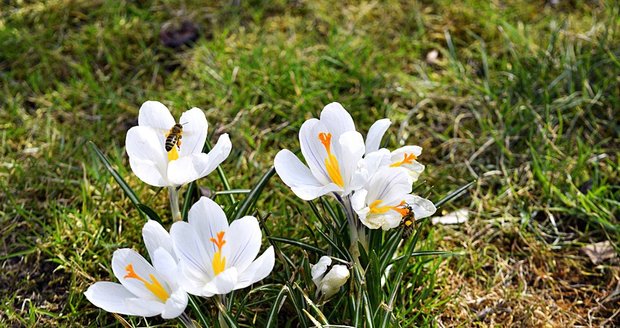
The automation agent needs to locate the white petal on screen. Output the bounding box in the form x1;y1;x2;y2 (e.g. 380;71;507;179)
319;102;355;141
178;107;208;157
161;289;188;319
235;246;275;290
111;249;170;301
151;248;179;286
338;131;366;195
125;298;165;317
170;221;213;279
142;220;174;262
320;265;350;298
407;195;436;220
84;282;137;316
299;119;331;185
225;216;261;271
202;267;238;296
365;118;391;154
126;126;168;186
310;256;332;286
167;134;232;186
188;197;229;259
366;167;411;203
274;150;339;200
350;189;368;214
138;101;176;131
391;145;422;158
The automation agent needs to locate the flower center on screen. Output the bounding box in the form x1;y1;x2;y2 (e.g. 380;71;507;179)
210;231;227;276
167;146;180;161
124;264;170;302
318;132;344;187
369;200;410;216
390;153;417;167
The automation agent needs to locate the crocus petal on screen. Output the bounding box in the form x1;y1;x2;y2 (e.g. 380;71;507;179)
125;298;165;317
170;221;213;278
112;249;169;301
311;256;332;287
319;102;356;141
178;107;208;158
350;189;368;216
84;282;137;316
142;220;174;262
225;216;261;272
274;149;339;200
404;195;436;220
161;289;188;319
299;119;332;185
365;118;391;154
151;248;179;286
202;267;238;296
235;246;275;290
138;101;176;132
338;131;366;195
126;126;168;186
320;265;350;298
167;134;232;186
188;197;229;258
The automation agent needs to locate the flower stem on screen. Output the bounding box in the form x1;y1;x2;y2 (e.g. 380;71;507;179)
168;186;182;221
179;312;197;328
336;194;367;274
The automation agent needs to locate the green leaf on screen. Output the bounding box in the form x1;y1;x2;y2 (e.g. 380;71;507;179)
433;180;476;208
268;236;326;255
88;141;141;207
234;166;276;219
136;204;162;223
266;285;289;328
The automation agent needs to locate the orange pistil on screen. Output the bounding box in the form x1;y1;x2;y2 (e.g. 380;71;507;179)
318;132;344;187
390;153;417;167
210;231;227;276
124;264;170;302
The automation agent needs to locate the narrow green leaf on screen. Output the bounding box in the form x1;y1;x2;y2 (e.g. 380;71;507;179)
182;181;197;220
433;180;476;208
268;236;326;255
234;166;276;219
136;204;162;223
89;141;141;207
266;285;289;328
188;295;210;328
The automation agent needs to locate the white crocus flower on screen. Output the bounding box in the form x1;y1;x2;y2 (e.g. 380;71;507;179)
274;102;366;200
363;119;425;182
126;101;232;187
351;167;436;230
311;256;350;299
84;221;188;319
170;197;275;297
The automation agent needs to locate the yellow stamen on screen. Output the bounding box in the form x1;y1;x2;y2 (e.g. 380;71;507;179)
124;264;170;302
318;132;344;187
369;200;410;217
210;231;227;276
390;153;417;167
167;146;179;161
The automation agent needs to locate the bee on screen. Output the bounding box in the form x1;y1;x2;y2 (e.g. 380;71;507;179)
165;123;184;152
399;204;416;239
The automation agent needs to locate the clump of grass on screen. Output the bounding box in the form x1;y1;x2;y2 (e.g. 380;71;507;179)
0;0;618;326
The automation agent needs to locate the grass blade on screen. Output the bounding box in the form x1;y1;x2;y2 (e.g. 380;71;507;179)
234;166;276;219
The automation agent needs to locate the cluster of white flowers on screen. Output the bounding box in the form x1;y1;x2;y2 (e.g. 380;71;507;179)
85;102;274;319
274;102;436;231
85;100;437;320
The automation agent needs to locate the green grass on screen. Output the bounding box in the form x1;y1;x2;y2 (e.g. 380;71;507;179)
1;0;618;326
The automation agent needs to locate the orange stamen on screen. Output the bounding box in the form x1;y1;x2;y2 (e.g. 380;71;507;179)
124;264;169;302
318;132;344;187
210;231;227;275
390;153;417;167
